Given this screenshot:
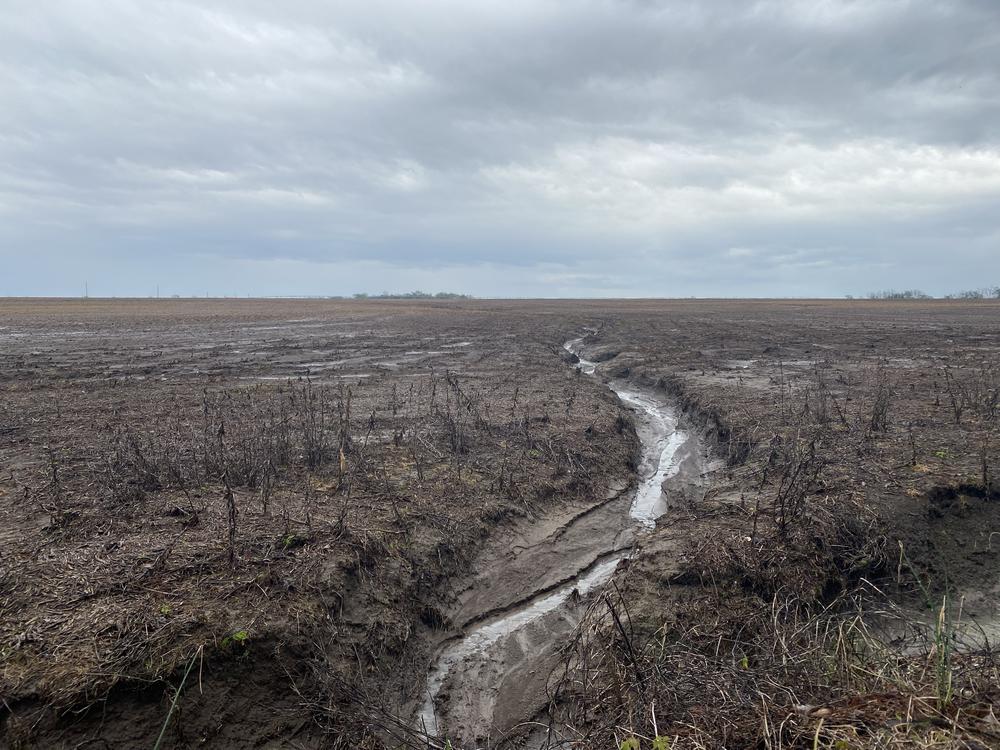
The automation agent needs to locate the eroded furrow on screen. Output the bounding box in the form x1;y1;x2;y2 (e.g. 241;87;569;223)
415;335;698;745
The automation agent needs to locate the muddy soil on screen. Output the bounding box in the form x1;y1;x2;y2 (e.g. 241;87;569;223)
412;337;707;745
581;301;1000;640
2;298;999;749
0;299;638;748
531;300;1000;748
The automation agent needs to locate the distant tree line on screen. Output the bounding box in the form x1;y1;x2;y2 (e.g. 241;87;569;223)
942;287;1000;300
352;290;472;300
866;289;933;300
859;287;1000;300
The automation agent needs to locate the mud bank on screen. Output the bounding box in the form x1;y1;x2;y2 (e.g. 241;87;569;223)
415;336;704;746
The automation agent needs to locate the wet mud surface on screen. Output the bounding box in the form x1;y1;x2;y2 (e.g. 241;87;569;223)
415;336;704;745
2;298;999;749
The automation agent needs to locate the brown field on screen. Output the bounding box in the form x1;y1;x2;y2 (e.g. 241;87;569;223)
1;298;999;749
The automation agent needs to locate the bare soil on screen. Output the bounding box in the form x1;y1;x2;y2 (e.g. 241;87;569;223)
2;298;999;749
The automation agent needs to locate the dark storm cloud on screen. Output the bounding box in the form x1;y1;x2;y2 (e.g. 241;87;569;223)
1;0;998;296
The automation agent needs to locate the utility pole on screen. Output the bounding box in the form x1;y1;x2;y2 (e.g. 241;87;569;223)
84;281;88;298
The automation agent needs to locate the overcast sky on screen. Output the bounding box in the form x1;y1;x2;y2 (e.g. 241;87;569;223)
2;0;998;297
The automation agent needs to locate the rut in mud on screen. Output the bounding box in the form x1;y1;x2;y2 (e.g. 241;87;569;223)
416;335;703;745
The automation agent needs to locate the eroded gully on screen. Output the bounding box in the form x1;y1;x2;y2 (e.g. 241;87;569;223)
415;335;703;746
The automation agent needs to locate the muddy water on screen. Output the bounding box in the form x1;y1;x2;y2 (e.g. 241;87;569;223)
416;335;692;744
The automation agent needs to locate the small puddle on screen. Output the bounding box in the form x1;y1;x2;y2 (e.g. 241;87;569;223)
417;334;689;743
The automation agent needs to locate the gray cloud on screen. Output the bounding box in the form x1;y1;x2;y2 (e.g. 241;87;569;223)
1;0;999;297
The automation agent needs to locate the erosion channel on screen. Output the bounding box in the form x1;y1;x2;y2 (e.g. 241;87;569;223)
415;335;706;746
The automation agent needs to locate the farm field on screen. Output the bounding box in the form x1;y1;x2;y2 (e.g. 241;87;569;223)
1;298;998;749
